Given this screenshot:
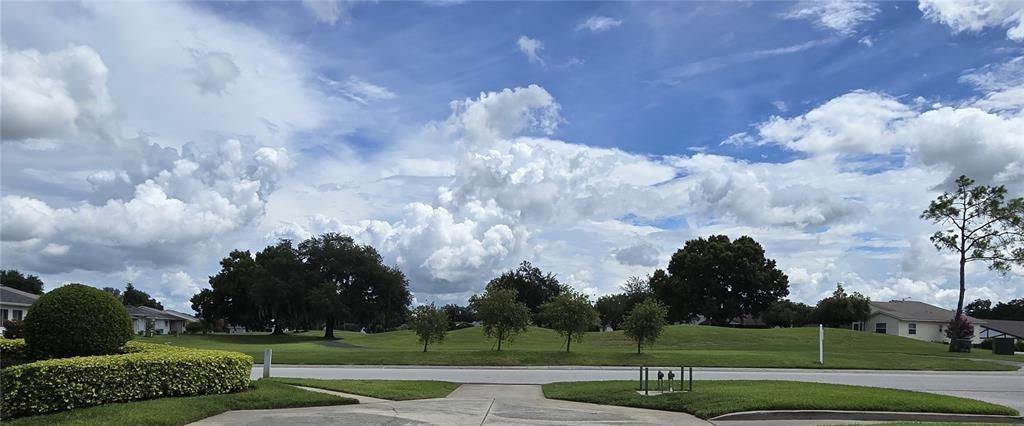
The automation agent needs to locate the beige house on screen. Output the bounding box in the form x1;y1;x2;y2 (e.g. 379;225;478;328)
128;305;198;335
863;300;985;344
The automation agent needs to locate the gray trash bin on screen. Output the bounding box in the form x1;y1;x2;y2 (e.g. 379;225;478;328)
993;337;1016;355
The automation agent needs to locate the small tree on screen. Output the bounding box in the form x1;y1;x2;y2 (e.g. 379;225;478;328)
470;287;530;351
921;175;1024;350
539;290;598;353
410;304;449;352
622;298;668;354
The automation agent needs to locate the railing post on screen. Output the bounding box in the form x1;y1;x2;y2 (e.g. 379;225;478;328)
688;367;693;391
262;348;273;378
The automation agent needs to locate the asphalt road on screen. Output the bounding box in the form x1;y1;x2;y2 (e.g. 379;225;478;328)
253;365;1024;413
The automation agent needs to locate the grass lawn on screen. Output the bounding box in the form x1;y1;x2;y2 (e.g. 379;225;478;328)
145;325;1019;370
5;380;356;426
541;380;1019;419
267;378;459;400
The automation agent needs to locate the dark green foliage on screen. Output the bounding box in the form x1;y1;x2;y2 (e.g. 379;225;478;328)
811;284;871;327
409;304;448;352
185;321;206;334
594;293;628;329
485;261;565;323
0;270;44;294
24;284;132;358
0;342;252;418
762;299;813;328
3;320;25;339
965;298;1024;321
539;290;598;352
122;283;163;309
298;233;412;338
470;287;530;351
920;175;1024;331
442;304;476;327
622;298;668;354
664;235;789;324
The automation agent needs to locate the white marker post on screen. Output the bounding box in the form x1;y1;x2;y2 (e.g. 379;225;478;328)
818;324;824;365
263;348;273;378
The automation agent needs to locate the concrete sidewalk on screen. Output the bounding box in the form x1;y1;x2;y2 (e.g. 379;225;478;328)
191;384;712;425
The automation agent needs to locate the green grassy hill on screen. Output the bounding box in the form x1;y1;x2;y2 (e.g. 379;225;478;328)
147;325;1019;370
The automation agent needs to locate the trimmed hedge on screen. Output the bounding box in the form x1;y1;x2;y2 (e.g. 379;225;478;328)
0;338;30;367
24;284;133;358
1;342;253;418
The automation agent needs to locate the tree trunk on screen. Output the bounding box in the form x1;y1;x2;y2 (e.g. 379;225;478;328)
423;341;428;353
950;205;968;353
566;336;571;353
323;316;335;340
637;338;642;354
497;330;504;351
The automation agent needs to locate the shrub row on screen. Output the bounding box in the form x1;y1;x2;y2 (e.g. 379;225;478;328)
0;338;31;367
1;341;253;418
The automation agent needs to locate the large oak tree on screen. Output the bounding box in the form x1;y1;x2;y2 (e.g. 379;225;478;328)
664;235;789;325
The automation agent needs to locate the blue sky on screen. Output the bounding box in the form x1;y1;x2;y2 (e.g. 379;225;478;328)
2;1;1023;312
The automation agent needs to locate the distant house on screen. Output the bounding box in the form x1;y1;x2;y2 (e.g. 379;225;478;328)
863;300;985;344
127;306;198;335
979;319;1024;343
0;285;39;324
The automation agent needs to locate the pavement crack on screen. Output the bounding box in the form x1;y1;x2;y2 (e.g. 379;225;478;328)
479;398;495;426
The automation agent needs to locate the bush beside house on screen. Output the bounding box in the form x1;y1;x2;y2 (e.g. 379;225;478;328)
23;284;132;358
0;340;252;418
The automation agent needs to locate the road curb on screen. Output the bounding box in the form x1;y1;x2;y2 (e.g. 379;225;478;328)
710;410;1024;424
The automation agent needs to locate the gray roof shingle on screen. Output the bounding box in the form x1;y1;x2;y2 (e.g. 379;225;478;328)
980;319;1024;339
870;300;985;323
0;286;40;306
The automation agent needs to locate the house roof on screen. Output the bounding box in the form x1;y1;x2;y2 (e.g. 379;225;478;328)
870;300;985;324
163;309;199;322
980;319;1024;339
127;305;193;321
0;286;40;307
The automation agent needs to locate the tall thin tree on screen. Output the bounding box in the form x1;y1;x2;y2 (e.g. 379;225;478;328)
921;175;1023;348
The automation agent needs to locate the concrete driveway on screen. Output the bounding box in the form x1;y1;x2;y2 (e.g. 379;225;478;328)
192;384;711;425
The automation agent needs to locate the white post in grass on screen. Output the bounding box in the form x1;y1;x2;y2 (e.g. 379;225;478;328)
263;348;273;378
818;324;824;365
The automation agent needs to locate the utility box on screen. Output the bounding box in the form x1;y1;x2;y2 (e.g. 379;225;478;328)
993;338;1016;355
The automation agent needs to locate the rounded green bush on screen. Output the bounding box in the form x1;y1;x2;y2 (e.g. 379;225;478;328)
24;284;133;358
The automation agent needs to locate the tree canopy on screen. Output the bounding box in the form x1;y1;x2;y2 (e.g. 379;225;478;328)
966;298;1024;321
622;298;668;354
122;283;164;310
484;261;564;323
0;269;45;294
539;290;597;352
410;304;449;352
663;235;789;325
194;233;411;339
470;287;530;351
921;175;1024;327
812;284;870;327
762;299;814;328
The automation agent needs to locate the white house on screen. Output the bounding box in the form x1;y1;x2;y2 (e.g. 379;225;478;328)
863;300;985;344
127;305;198;335
0;286;39;324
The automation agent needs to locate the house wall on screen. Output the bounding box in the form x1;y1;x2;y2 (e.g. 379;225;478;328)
0;304;29;322
866;313;900;337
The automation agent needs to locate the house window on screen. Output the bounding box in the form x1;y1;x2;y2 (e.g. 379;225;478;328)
12;310;22;321
875;322;887;334
0;309;7;321
908;323;917;335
